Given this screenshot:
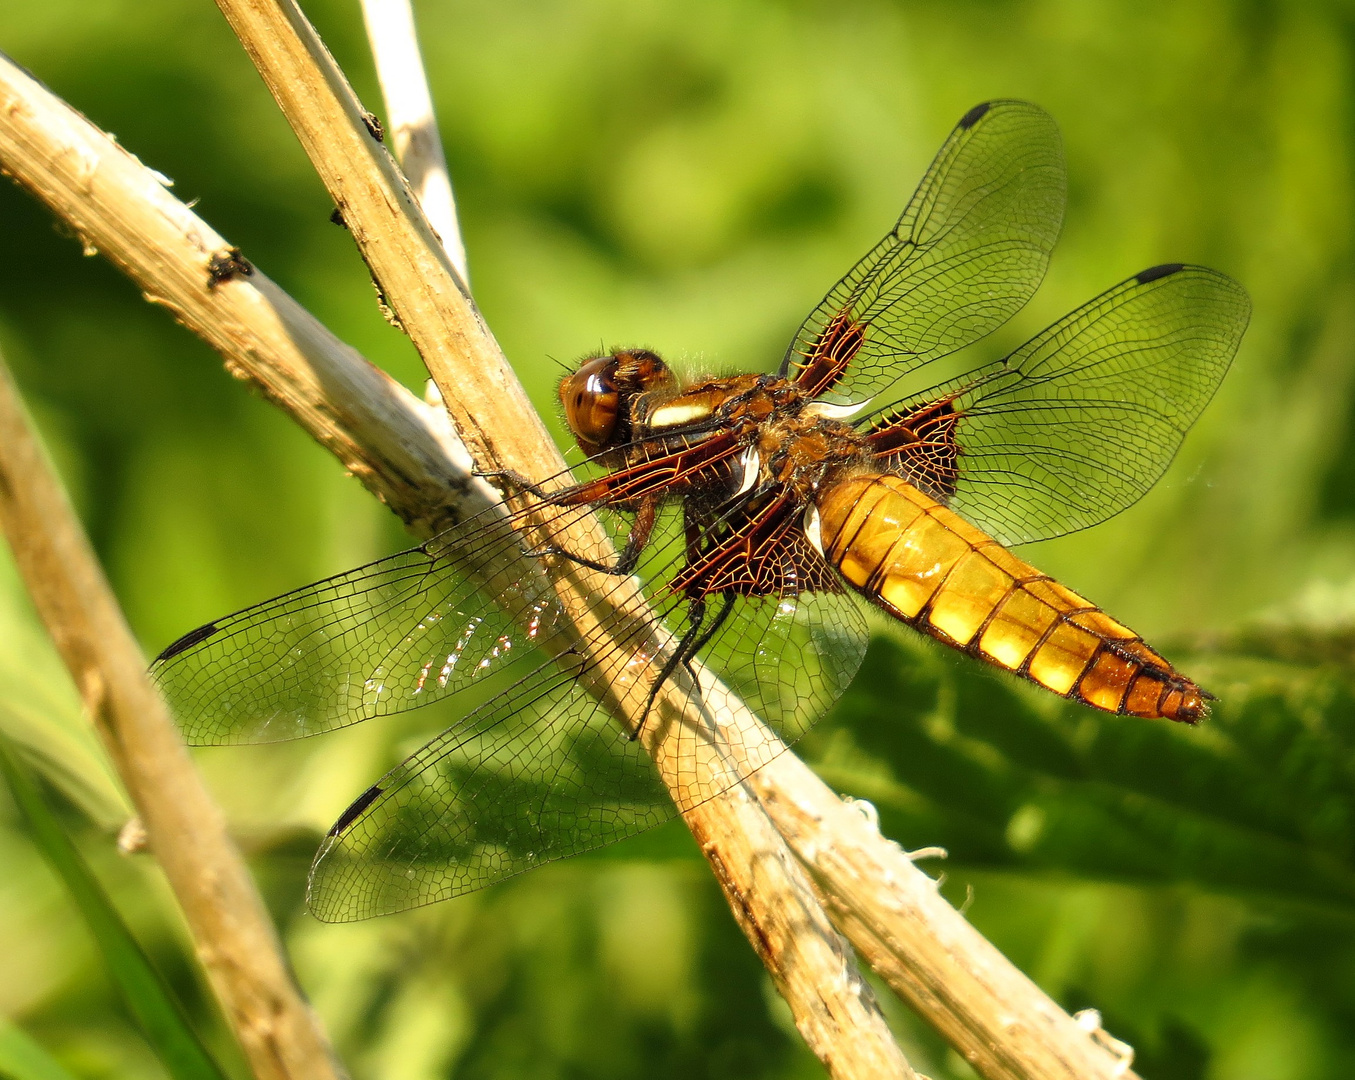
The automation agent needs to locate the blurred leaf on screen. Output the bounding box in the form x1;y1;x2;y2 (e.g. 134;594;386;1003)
0;678;130;832
0;1018;80;1080
0;734;227;1080
0;564;129;830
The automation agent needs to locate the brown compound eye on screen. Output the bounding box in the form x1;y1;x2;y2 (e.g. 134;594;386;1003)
559;356;621;456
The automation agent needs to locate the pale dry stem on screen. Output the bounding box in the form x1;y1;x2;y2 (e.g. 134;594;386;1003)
359;0;468;286
0;16;1138;1080
208;2;909;1075
0;362;343;1080
0;50;491;541
751;756;1143;1080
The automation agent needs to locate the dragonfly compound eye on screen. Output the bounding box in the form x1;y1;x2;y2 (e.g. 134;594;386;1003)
559;355;622;456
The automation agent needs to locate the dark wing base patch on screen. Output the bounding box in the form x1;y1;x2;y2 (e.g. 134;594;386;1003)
866;396;961;500
672;489;841;598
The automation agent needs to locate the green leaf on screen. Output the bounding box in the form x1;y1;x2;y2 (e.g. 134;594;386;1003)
0;568;129;830
0;735;228;1080
0;1017;80;1080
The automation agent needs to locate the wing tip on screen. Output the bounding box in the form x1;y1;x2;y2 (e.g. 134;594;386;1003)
153;621;220;664
1135;262;1186;285
957;98;1053;132
958;101;993;130
329;783;384;836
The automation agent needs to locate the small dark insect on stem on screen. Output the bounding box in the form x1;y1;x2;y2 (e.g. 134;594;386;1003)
206;247;253;289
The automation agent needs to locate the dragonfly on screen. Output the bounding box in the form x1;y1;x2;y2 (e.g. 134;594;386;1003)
152;100;1250;922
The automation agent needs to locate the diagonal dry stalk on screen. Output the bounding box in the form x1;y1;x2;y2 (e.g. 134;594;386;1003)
209;3;910;1077
0;360;343;1080
359;0;468;287
0;15;1142;1080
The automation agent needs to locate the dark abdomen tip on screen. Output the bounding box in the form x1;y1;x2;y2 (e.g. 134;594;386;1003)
1166;682;1210;724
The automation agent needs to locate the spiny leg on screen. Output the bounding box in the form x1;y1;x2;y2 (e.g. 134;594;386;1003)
474;468;555;500
631;590;738;742
678;507;705;683
631;595;709;743
684;590;735;671
527;495;659;577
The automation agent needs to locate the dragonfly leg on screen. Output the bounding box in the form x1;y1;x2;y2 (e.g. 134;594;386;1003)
529;496;659;577
632;590;735;742
474;468;553;499
631;596;707;742
527;544;635;576
682;591;735;678
674;509;726;684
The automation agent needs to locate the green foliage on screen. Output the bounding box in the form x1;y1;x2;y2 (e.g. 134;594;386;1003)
0;737;226;1080
815;635;1355;910
0;1016;81;1080
2;0;1355;1078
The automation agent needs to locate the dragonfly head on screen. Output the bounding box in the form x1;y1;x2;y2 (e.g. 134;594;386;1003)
559;349;674;457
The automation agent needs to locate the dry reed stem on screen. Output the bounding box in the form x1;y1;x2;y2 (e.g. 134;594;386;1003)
0;359;343;1080
0;50;490;541
751;757;1143;1080
0;24;1139;1080
208;3;909;1075
359;0;468;285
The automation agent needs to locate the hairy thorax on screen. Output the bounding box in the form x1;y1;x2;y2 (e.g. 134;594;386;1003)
628;373;873;505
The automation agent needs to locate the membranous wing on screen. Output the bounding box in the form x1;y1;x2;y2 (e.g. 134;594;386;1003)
150;505;582;744
779;99;1066;403
153;456;867;919
307;494;867;921
867;264;1251;545
151;436;740;745
308;575;867;921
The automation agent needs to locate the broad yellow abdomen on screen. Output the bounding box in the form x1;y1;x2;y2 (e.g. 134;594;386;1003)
816;474;1207;722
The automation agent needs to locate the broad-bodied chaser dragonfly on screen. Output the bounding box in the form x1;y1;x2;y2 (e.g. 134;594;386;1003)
153;101;1250;921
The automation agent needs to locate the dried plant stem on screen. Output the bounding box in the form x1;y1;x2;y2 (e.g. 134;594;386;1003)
751;756;1142;1080
0;357;342;1080
0;50;488;541
208;3;909;1075
0;20;1139;1080
359;0;468;284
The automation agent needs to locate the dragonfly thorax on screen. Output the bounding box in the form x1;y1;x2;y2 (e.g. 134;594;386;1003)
563;352;874;504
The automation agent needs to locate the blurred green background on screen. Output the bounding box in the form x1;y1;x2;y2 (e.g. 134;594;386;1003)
1;1;1353;1078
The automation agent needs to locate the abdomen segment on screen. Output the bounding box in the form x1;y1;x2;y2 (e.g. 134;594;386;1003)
815;474;1208;722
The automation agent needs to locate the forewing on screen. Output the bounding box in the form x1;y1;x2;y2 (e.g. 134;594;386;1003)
780;100;1065;401
150;503;594;745
873;264;1251;545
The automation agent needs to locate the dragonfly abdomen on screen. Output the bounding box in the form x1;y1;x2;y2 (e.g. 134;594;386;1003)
815;474;1207;722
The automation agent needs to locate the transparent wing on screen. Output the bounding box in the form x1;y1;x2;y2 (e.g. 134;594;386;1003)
152;476;868;917
305;630;673;919
703;588;868;763
150;504;586;745
779;100;1066;402
872;264;1251;545
307;580;868;921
